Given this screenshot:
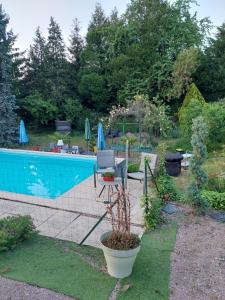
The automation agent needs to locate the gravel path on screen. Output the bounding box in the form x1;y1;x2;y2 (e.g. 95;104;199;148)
0;276;75;300
170;212;225;300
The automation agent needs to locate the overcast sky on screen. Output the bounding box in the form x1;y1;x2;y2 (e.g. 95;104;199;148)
1;0;224;51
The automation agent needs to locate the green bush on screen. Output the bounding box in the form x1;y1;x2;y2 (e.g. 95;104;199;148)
202;190;225;211
127;163;139;173
141;195;164;230
178;83;205;121
203;103;225;151
205;177;225;193
0;215;37;252
156;175;181;202
21;93;58;126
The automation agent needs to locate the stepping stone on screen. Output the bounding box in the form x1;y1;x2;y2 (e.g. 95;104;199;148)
208;211;225;223
162;203;180;215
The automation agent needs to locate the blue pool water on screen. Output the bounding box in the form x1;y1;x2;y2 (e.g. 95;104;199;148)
0;150;95;199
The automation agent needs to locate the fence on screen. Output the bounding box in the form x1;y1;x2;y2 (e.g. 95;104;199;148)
0;150;144;247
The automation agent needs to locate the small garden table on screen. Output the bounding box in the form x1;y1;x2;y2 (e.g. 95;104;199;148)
98;177;122;204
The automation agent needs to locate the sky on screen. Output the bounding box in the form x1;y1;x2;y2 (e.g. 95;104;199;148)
1;0;224;51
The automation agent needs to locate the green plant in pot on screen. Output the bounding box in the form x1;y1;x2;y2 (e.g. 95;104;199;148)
102;172;115;182
100;188;141;278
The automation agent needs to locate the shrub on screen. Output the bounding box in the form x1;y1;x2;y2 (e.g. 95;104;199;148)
62;98;84;130
127;163;139;173
0;215;37;252
178;83;205;121
21;93;58;126
203;103;225;151
156;175;181;202
141;195;164;230
179;98;204;140
188;116;208;215
205;177;225;193
202;190;225;211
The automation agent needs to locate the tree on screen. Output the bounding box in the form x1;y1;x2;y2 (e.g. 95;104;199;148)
45;17;68;107
195;23;225;101
68;18;84;70
21;93;58;126
178;83;206;120
188;116;208;215
0;5;18;146
23;27;48;97
170;47;200;99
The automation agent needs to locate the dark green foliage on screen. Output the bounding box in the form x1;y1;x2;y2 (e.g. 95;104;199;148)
0;5;18;146
179;98;204;139
127;163;139;173
62;98;84;130
203;103;225;151
21;93;58;126
78;73;109;111
195;23;225;101
0;215;37;252
188;116;208;215
202;190;225;211
141;195;164;230
205;177;225;193
157;175;182;202
178;83;206;121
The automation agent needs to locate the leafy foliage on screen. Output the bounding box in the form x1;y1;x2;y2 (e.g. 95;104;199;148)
0;215;37;252
178;83;206;121
205;177;225;193
21;93;58;126
141;195;164;230
202;190;225;212
156;175;182;202
188;116;208;214
195;23;225;101
0;5;18;146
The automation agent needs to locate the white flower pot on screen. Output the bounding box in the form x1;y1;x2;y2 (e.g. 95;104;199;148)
100;231;141;279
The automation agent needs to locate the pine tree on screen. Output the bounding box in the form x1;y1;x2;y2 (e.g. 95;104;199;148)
45;17;67;107
178;83;206;121
24;27;47;97
68;18;83;70
188;116;208;215
0;5;18;146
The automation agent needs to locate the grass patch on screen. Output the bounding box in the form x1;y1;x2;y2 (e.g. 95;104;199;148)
118;224;177;300
0;235;116;300
0;225;177;300
24;129;86;149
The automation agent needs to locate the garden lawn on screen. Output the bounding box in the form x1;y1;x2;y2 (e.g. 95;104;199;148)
0;225;177;300
0;235;115;300
25;129;86;149
118;224;177;300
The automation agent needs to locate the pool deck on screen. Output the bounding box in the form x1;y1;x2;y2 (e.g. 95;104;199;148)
0;174;144;248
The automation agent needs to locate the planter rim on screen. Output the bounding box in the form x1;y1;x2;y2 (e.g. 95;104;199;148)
100;231;141;257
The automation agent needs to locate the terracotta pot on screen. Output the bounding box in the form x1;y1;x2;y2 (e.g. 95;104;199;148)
103;177;115;182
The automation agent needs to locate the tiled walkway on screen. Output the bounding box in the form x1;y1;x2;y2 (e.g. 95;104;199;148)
0;178;144;248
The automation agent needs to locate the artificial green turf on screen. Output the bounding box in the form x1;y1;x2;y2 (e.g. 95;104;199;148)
0;235;116;300
0;225;176;300
118;224;177;300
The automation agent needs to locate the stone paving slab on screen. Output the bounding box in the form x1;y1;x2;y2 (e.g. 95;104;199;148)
0;177;144;248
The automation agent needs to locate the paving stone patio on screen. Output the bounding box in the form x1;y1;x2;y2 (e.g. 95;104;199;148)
0;177;144;248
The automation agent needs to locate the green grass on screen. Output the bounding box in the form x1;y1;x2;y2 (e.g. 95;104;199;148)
24;129;86;149
118;224;177;300
0;225;177;300
0;235;116;300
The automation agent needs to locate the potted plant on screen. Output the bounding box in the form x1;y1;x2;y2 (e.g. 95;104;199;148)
102;172;115;182
100;188;141;278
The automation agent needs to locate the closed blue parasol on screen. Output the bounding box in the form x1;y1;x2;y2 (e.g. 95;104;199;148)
19;120;29;144
85;118;91;151
97;122;105;150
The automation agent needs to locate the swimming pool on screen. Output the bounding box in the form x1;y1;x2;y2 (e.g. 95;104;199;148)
0;150;95;199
